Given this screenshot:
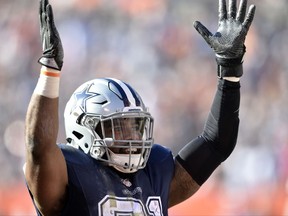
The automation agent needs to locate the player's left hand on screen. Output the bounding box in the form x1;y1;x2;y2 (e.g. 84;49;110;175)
38;0;64;71
194;0;256;77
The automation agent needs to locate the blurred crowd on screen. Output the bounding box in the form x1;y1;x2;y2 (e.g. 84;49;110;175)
0;0;287;215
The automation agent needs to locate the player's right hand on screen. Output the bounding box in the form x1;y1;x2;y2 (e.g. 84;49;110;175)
38;0;64;71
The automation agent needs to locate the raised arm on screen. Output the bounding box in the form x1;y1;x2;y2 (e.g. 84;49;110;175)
24;0;67;215
169;0;256;207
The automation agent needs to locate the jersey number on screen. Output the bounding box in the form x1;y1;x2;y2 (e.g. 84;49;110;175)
98;195;163;216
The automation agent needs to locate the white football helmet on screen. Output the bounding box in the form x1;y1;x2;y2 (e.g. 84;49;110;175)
64;78;154;173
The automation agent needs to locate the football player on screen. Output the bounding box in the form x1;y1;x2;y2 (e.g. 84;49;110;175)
24;0;256;215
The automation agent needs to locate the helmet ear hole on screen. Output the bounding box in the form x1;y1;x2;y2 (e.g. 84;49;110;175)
72;131;84;140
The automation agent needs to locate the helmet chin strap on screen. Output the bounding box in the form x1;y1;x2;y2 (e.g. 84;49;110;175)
107;149;144;173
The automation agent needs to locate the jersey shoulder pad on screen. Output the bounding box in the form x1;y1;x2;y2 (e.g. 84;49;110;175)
149;144;173;163
58;143;94;166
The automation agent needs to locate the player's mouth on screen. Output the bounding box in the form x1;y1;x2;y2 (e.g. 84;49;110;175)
121;148;140;154
111;147;141;154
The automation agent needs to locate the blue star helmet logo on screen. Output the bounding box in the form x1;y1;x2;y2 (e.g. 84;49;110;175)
73;83;99;113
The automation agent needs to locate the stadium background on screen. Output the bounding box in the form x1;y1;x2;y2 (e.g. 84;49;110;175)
0;0;287;215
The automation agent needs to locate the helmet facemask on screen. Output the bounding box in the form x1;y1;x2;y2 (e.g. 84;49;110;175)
80;111;154;173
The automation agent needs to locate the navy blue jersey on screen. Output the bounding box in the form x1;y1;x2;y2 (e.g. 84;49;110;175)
28;143;175;216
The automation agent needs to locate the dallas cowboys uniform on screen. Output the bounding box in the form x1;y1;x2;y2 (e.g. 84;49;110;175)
28;143;174;216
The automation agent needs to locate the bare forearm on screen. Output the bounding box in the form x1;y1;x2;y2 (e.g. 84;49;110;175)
25;94;59;160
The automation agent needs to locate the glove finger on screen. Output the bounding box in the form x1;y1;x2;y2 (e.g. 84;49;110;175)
46;4;58;38
39;0;47;28
219;0;227;21
41;0;48;14
41;12;47;32
243;5;256;31
39;1;43;27
228;0;237;19
193;21;213;46
236;0;247;23
46;4;54;23
41;13;48;50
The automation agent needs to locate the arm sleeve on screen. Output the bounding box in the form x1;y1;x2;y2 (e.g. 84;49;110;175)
176;79;240;185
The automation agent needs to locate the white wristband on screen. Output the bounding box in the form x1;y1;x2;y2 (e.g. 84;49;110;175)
34;66;60;98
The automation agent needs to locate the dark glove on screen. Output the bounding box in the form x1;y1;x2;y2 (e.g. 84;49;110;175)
38;0;63;70
194;0;256;78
